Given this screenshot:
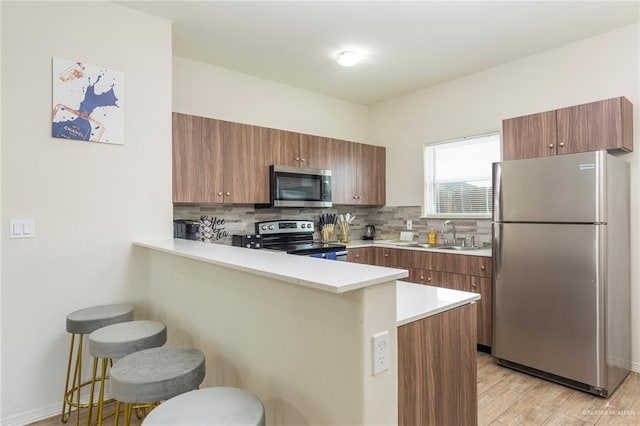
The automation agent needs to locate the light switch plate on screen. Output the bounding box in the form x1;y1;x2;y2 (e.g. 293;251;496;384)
10;219;35;239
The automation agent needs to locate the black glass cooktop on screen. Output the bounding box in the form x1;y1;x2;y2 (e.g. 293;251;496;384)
268;242;346;255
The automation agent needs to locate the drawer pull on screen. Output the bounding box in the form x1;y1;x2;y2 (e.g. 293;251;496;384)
480;265;485;271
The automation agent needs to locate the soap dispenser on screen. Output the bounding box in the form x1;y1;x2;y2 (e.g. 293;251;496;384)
428;228;437;245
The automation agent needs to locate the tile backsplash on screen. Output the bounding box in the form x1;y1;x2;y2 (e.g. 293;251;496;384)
174;204;492;246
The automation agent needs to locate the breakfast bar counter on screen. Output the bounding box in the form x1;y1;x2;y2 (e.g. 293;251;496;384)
134;238;408;293
133;239;479;426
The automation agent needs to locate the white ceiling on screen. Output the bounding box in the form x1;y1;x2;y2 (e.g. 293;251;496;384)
120;1;639;105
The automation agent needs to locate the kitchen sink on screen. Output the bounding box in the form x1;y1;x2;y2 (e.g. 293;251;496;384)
437;245;483;251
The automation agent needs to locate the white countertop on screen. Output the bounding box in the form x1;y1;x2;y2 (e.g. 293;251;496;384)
396;281;481;326
134;239;408;294
347;240;492;257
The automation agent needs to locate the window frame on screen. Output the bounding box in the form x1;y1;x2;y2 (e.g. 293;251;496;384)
422;132;502;219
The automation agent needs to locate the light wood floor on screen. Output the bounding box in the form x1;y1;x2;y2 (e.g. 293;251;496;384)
478;352;640;425
31;352;640;426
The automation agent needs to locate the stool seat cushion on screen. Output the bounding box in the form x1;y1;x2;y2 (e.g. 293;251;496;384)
89;320;167;359
66;304;134;334
110;347;205;404
142;387;265;426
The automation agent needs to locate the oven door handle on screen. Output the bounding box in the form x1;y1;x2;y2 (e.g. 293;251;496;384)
310;250;348;260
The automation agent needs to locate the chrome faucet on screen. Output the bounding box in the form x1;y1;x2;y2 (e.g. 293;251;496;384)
441;220;457;245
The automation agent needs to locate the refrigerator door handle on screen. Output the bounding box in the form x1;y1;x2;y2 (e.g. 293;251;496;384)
492;162;503;222
492;223;502;290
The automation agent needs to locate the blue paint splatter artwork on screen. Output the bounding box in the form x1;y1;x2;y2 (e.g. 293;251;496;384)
51;58;124;144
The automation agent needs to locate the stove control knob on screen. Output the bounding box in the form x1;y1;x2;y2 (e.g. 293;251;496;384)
261;225;268;230
268;225;275;230
301;224;306;228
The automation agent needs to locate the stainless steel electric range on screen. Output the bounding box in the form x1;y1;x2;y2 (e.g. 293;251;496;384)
255;220;347;260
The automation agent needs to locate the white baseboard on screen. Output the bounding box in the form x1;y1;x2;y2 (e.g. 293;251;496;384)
2;402;59;426
631;360;640;373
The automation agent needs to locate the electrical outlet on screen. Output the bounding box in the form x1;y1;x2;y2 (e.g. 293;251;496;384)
372;330;390;375
406;219;412;230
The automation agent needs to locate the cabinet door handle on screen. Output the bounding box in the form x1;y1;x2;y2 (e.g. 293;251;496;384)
355;254;360;258
480;265;486;271
301;158;306;162
471;282;477;288
225;192;231;196
384;254;389;257
217;192;223;196
420;276;424;280
353;195;358;199
548;143;555;148
427;277;431;282
559;142;565;147
295;157;300;161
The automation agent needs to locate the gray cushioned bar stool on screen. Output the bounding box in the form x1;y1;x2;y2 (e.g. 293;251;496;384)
110;347;206;426
87;320;167;426
142;387;265;426
62;304;134;426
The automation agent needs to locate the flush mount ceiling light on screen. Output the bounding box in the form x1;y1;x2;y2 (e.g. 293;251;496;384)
336;50;361;67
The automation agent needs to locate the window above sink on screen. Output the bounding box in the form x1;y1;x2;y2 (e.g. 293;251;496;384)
423;132;501;219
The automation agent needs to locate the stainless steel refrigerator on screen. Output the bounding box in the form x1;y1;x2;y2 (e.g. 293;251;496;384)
492;150;630;396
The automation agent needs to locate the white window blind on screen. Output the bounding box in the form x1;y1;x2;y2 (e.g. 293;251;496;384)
423;133;501;218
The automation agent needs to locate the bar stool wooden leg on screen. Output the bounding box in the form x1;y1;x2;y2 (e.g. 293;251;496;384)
61;333;76;423
96;358;109;426
62;334;88;426
86;356;99;426
124;403;133;426
114;401;121;426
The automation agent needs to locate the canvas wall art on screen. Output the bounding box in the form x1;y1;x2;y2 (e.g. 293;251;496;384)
51;57;124;144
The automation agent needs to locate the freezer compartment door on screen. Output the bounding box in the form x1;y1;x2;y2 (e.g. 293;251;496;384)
493;223;605;388
493;151;604;223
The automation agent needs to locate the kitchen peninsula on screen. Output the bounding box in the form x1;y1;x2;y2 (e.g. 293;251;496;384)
134;238;479;426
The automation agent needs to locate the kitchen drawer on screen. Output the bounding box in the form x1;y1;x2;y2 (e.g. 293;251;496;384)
455;255;492;278
406;251;457;272
378;247;400;267
347;247;374;264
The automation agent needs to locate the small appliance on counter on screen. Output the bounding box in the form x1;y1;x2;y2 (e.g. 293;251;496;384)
231;234;262;249
173;220;199;240
255;219;347;260
362;225;376;240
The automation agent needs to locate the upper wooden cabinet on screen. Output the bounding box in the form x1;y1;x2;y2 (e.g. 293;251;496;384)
331;140;386;205
270;132;331;168
262;127;300;168
173;112;386;205
172;113;269;204
502;97;633;161
173;113;222;203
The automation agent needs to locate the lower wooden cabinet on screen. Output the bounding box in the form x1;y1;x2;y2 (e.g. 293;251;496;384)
349;246;493;347
346;247;374;264
398;303;478;426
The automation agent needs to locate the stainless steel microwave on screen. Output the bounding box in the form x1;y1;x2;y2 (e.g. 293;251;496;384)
270;165;332;208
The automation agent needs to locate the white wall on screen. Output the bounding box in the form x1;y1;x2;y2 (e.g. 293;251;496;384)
370;24;640;365
141;247;397;426
1;2;172;424
173;56;370;143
